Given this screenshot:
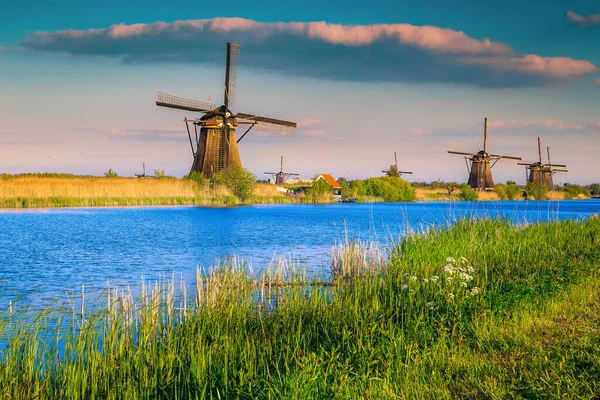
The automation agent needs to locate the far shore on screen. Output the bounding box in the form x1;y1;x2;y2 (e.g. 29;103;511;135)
0;174;592;209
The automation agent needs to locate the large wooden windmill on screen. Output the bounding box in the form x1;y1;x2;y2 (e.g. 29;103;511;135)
447;118;522;190
265;156;299;185
156;42;297;178
382;152;412;178
518;137;567;188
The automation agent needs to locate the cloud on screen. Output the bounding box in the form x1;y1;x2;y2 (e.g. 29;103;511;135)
407;128;433;136
489;119;600;133
596;78;600;86
298;118;326;136
566;11;600;28
106;127;183;141
20;18;598;88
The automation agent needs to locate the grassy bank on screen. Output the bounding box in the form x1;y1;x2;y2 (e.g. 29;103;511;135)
1;217;599;398
0;175;294;208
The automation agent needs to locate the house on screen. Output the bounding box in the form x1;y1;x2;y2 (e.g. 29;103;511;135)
313;174;343;200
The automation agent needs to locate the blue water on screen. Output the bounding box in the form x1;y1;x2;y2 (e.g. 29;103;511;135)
1;200;599;308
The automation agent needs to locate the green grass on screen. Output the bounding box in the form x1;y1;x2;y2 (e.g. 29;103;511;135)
1;218;599;398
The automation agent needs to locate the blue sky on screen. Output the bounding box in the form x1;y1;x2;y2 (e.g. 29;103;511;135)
1;0;599;183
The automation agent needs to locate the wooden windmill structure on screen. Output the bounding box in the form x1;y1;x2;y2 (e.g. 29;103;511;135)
447;118;521;190
518;137;567;188
156;42;296;178
265;156;299;184
382;152;412;178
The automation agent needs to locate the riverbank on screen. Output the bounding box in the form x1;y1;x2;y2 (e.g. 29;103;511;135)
0;174;589;208
1;217;599;398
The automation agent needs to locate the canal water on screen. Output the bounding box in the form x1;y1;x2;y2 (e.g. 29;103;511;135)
1;200;599;308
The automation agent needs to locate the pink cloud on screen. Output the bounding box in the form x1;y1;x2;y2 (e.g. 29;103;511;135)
407;128;433;136
489;120;594;132
566;11;600;28
106;127;183;140
20;17;598;87
596;78;600;86
298;119;326;136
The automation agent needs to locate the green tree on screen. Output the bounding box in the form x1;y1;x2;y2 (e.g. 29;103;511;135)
363;176;416;202
526;181;549;200
385;164;399;178
213;167;256;201
104;168;118;177
153;168;166;178
589;183;600;195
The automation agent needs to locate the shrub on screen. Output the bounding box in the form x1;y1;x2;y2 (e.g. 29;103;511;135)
153;168;166;178
362;177;416;202
309;177;332;195
349;180;367;196
590;183;600;196
184;171;207;187
212;167;256;201
562;184;591;199
505;182;521;200
385;164;399;178
104;168;118;178
494;184;508;200
458;184;478;201
526;181;549;200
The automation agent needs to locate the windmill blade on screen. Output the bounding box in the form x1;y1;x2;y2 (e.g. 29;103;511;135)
156;92;216;113
264;172;279;175
547;164;567;168
517;162;535;166
237;113;296;136
224;42;241;108
489;154;522;161
553;169;568;173
447;150;476;156
398;171;413;175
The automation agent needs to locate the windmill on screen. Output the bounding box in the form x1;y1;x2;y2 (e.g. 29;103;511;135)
155;42;297;178
447;118;522;190
382;152;412;178
518;137;567;188
265;156;299;185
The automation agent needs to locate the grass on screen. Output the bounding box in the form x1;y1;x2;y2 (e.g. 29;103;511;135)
0;175;295;208
1;217;599;398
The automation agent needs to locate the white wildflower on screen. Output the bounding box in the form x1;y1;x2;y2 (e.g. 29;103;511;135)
467;266;475;273
422;278;429;283
410;276;417;282
459;272;473;281
446;257;456;264
460;281;468;288
447;292;455;301
446;277;454;283
426;301;435;308
460;257;468;263
430;276;439;282
403;272;409;277
443;265;456;275
469;287;481;295
409;289;415;294
401;284;408;290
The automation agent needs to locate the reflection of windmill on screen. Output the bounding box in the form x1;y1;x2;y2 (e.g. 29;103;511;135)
265;156;299;184
447;118;521;190
156;42;296;178
518;137;567;188
382;152;412;177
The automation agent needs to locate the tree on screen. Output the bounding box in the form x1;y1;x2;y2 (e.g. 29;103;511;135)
385;164;400;178
104;168;118;177
589;183;600;195
153;168;166;178
212;167;256;201
526;181;549;200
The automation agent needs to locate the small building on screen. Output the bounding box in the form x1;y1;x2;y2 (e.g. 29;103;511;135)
313;174;343;200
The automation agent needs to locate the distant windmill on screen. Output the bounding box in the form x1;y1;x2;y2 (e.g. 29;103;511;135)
382;152;412;178
156;42;297;178
447;118;522;190
135;162;154;178
265;156;299;185
518;137;567;188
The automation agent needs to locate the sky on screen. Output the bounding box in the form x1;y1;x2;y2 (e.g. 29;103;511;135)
1;0;599;184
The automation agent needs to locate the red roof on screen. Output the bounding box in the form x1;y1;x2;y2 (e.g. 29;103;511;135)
316;174;342;189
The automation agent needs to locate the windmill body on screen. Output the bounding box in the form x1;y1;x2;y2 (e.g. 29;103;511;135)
518;137;567;189
156;43;296;178
447;118;521;191
265;156;299;185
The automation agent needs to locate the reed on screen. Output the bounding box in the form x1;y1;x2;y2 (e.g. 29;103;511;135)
1;219;599;398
